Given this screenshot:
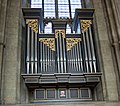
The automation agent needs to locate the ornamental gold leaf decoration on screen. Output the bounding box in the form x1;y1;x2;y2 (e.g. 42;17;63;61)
39;38;55;51
55;30;65;38
66;38;81;51
26;19;38;33
80;20;92;32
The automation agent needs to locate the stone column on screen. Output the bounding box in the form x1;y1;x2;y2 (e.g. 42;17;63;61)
92;0;119;101
1;0;22;104
103;0;120;100
110;0;120;39
0;0;8;104
0;0;1;10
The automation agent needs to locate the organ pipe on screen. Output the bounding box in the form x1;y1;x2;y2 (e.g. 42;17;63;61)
26;25;30;74
86;30;92;73
82;32;89;73
89;26;96;73
59;33;64;73
56;36;60;73
35;32;38;73
31;30;34;74
63;38;67;73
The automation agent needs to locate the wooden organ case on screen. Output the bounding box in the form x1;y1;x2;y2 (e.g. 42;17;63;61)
22;8;101;102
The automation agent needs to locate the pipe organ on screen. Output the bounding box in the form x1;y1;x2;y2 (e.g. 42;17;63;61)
22;8;101;101
25;23;97;74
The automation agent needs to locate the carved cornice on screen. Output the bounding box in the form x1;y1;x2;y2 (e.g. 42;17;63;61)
26;19;38;33
55;30;65;38
66;38;81;51
80;20;92;32
39;38;55;51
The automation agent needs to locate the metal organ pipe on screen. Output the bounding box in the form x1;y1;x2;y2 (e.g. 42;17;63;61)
46;45;48;72
76;43;81;72
47;46;49;72
82;32;89;73
44;45;46;72
62;37;67;73
69;50;72;73
49;48;52;72
72;45;75;72
72;46;77;72
86;30;92;73
75;45;79;72
43;43;45;72
89;26;96;73
26;25;30;74
56;35;60;73
35;32;38;73
78;42;83;72
40;42;42;73
31;30;34;74
69;49;73;73
51;49;54;73
59;33;64;73
72;46;75;72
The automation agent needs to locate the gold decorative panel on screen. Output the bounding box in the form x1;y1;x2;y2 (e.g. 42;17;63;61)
55;30;65;38
80;20;92;32
39;38;55;51
66;38;81;51
26;19;38;33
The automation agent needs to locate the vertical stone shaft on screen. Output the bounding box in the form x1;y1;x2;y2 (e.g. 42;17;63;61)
1;0;21;104
0;0;8;104
103;0;120;99
92;0;119;101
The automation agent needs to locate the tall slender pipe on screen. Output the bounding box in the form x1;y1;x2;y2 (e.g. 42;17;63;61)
59;33;64;73
40;42;43;73
86;30;92;73
63;38;67;73
26;25;30;74
82;32;89;73
76;43;81;72
35;32;38;73
89;26;96;73
31;30;34;74
78;42;83;72
56;36;60;73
